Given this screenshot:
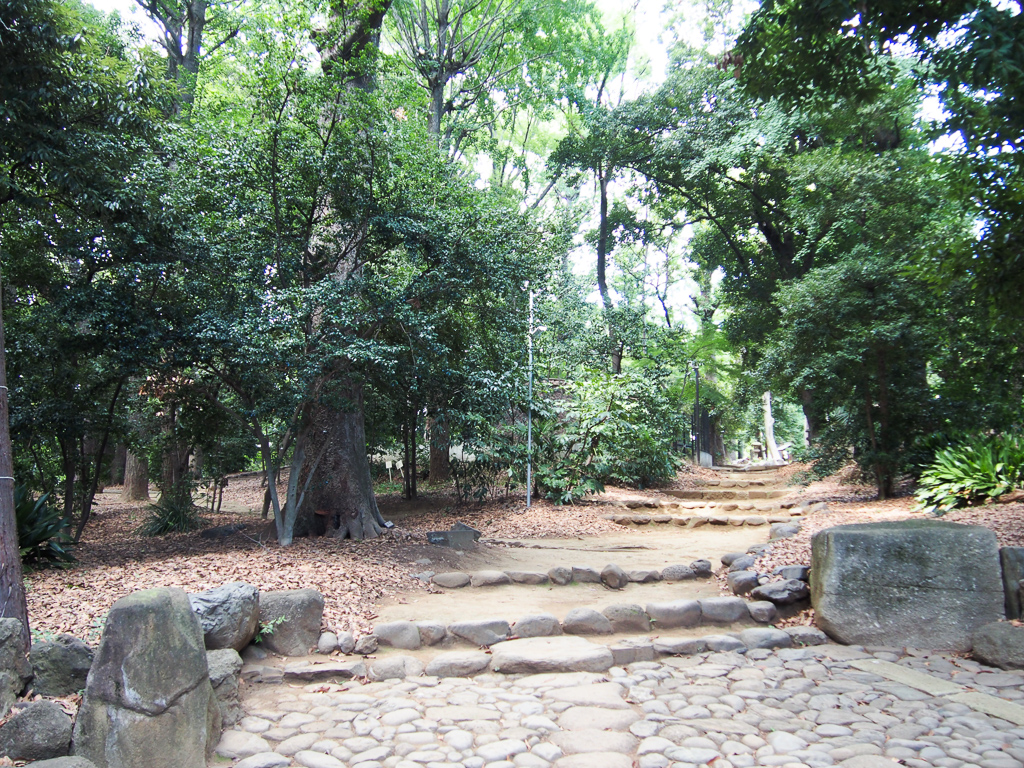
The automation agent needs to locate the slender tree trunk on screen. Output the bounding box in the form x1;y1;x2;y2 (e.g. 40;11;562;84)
123;451;150;501
0;272;29;652
301;381;386;540
427;414;451;485
109;444;127;485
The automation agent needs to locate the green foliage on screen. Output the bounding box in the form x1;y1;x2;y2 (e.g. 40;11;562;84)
253;615;286;644
533;367;683;503
14;485;75;568
915;433;1024;515
138;482;203;536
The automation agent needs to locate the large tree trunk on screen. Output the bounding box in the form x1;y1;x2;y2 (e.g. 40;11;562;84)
0;273;29;652
123;451;150;501
109;444;127;486
762;391;784;464
798;387;820;445
300;381;386;540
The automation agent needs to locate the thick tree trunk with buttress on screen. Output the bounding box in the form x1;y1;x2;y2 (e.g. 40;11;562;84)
299;381;386;540
427;415;450;485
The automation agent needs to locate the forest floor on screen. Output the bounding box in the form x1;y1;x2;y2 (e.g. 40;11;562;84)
23;463;1024;645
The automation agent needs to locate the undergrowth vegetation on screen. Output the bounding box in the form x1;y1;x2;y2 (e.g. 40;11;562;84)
915;432;1024;515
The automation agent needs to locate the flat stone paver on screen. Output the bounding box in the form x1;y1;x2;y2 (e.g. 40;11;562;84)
217;644;1024;768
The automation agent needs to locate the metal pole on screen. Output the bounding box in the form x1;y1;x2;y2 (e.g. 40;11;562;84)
526;289;534;508
693;365;700;466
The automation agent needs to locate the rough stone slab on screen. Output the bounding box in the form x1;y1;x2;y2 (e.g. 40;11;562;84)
282;661;366;682
699;597;749;623
848;659;964;695
424;651;491;677
973;621;1024;669
572;566;601;583
602;604;650;633
653;637;706;655
558;707;640;731
646;600;701;629
507;571;549;585
812;520;1004;651
554;755;631;768
470;570;512;587
490;637;613;675
424;705;501;721
549;729;638;755
947;691;1024;726
511;614;562;638
548;567;572;586
448;619;510;646
562;608;613;635
373;620;421;650
431;572;470;589
545;682;629;709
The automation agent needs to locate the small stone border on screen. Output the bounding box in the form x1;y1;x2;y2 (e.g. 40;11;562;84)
605;512;801;527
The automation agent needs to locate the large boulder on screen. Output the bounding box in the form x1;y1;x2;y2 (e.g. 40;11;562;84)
972;622;1024;670
30;635;94;697
0;618;31;717
72;588;220;768
257;589;324;656
811;521;1004;651
207;649;244;727
0;701;73;761
189;582;260;651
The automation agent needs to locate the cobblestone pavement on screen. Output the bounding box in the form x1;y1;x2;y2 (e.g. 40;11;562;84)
214;642;1024;768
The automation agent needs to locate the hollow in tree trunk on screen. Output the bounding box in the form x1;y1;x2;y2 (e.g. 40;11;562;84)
123;451;150;501
299;381;386;540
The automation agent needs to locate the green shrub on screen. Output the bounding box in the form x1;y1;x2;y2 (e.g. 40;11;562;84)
138;481;203;535
914;432;1024;514
14;485;75;568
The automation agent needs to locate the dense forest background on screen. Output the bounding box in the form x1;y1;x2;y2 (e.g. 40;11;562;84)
1;0;1021;581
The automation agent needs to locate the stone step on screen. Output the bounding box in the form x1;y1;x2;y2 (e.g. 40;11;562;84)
665;488;791;501
604;513;802;528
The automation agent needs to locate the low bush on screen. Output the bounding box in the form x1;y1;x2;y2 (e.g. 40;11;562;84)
914;432;1024;514
138;481;203;535
14;485;75;568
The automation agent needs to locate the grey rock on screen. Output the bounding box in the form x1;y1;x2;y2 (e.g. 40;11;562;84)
0;618;31;718
431;572;471;588
661;565;697;581
747;601;778;624
234;755;290;768
774;564;811;581
602;604;651;633
72;588;220;768
548;566;573;586
690;560;713;578
785;626;828;646
507;571;549;585
416;621;447;646
1001;547;1024;619
720;552;747;566
572;566;601;583
628;570;662;583
316;631;339;654
727;570;760;595
704;634;747;652
189;582;260;651
240;644;266;662
601;563;630;590
281;660;365;682
699;597;749;624
448;619;510;646
645;600;701;629
609;638;655;665
24;759;98;768
373;620;422;650
369;655;424;681
562;608;614;635
207;648;244;727
972;622;1024;669
751;579;810;605
812;520;1004;651
512;614;562;638
770;523;802;540
353;635;378;655
337;631;356;654
30;634;93;697
739;628;792;650
424;651;491;677
258;589;324;656
653;637;706;655
411;571;435;582
728;555;756;572
0;701;72;761
470;570;512;587
490;636;613;674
